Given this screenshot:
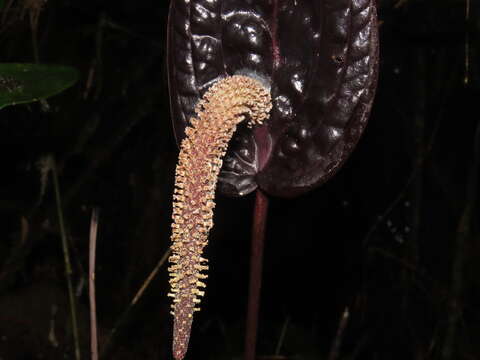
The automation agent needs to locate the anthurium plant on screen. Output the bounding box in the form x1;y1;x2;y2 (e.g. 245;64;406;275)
166;0;379;358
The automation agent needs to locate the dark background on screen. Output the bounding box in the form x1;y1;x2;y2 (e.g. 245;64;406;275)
0;0;479;359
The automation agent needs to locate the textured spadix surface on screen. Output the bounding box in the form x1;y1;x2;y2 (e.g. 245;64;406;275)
168;0;379;198
168;75;271;360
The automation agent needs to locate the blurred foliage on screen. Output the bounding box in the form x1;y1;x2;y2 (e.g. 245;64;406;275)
0;63;78;109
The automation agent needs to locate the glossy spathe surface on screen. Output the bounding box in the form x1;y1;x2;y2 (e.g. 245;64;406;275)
168;0;379;198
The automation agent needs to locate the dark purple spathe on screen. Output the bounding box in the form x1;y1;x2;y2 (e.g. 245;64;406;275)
167;0;379;197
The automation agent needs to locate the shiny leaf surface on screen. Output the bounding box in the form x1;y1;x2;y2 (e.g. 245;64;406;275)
168;0;379;198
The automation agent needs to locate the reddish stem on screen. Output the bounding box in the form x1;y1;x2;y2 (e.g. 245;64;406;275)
245;189;269;360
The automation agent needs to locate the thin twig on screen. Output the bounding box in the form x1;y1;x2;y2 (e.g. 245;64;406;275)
52;157;81;360
89;208;100;360
274;316;290;356
328;307;350;360
100;247;172;358
84;13;106;100
131;248;171;305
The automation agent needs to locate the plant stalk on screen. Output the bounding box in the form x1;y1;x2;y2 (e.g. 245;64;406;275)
245;189;269;360
52;158;81;360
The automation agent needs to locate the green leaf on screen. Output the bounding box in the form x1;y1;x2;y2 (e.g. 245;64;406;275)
0;63;78;110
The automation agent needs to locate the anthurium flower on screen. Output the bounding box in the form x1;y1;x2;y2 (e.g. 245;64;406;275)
167;0;379;358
